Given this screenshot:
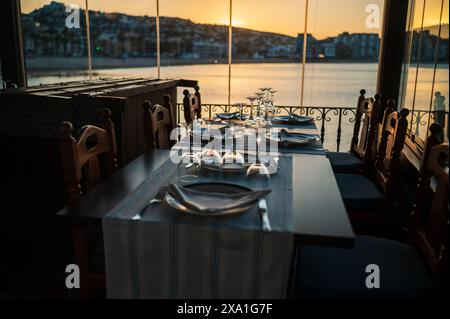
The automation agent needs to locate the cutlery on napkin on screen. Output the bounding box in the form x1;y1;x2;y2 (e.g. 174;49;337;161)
277;129;320;147
279;129;319;142
166;184;271;214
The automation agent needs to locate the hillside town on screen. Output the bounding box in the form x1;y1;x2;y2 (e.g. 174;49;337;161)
21;1;447;64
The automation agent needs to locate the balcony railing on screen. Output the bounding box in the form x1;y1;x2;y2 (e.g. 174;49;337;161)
176;103;449;153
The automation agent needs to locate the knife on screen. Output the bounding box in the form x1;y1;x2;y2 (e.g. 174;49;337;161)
258;199;272;232
131;186;168;221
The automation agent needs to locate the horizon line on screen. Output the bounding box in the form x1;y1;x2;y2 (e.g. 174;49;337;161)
22;1;383;41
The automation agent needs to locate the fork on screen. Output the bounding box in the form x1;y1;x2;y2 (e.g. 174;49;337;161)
258;199;272;232
131;186;168;221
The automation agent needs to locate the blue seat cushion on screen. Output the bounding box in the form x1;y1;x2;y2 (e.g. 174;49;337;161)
89;239;105;274
326;152;363;174
335;174;383;212
294;235;433;298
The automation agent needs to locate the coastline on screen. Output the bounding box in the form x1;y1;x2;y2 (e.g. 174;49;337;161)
25;57;379;75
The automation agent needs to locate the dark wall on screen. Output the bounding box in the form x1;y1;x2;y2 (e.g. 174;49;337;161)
376;0;409;112
0;84;178;296
0;0;26;87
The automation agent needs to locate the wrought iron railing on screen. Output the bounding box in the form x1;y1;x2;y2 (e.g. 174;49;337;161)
176;103;449;153
176;103;356;152
410;109;448;136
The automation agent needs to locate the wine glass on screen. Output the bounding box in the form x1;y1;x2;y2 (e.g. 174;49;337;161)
246;95;257;120
254;92;265;118
222;125;245;169
246;134;270;180
200;147;222;166
267;89;277;118
177;151;202;184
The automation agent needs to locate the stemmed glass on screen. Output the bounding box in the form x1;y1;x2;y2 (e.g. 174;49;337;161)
177;151;202;183
246;133;270;180
222;125;245;169
200;147;222;166
236;102;245;121
257;88;276;120
254;92;265;118
267;89;277;118
246;95;257;120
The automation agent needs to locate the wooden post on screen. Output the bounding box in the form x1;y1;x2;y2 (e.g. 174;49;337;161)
411;123;444;220
163;94;175;130
142;100;155;150
101;108;118;173
383;107;409;210
362;93;382;176
194;85;202;119
59;121;82;203
183;89;192;123
375;99;396;171
351;89;366;151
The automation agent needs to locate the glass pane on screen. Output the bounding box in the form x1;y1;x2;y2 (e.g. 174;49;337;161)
87;0;157;79
159;0;229;104
230;0;383;151
230;0;305;106
231;0;383;151
412;0;443;142
20;0;88;85
302;0;383;107
429;0;449;141
400;0;425;111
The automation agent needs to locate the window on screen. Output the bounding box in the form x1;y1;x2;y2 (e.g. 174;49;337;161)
399;0;449;148
158;0;229;104
230;0;305;106
87;0;157;79
20;0;89;85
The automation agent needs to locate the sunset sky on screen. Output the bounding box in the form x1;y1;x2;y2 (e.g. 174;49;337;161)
20;0;447;39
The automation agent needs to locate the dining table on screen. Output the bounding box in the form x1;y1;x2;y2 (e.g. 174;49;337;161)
57;116;355;299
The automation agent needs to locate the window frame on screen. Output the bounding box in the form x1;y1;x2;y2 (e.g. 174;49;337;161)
399;0;447;158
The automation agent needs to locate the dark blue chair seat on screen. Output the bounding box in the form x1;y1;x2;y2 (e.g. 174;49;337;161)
326;152;363;174
89;239;105;274
294;235;434;298
335;174;383;212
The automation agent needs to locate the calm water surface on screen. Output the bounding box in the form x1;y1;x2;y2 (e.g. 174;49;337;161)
27;63;448;151
28;63;380;106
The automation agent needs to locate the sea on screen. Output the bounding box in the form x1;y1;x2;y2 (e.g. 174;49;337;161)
27;62;449;151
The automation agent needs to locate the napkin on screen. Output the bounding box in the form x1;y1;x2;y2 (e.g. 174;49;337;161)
279;129;320;143
217;112;241;119
275;113;313;124
167;184;271;214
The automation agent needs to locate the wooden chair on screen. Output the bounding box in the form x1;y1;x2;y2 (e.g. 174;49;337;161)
143;97;175;150
152;104;171;149
163;94;176;130
334;104;409;216
182;87;202;123
59;108;118;298
293;124;448;298
60;108;118;201
409;124;448;290
326;90;382;175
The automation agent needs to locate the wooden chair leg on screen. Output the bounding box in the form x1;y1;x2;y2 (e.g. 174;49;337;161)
72;225;93;298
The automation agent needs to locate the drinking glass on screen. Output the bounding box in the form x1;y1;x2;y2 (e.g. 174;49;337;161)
222;125;245;168
200;148;222;166
177;152;202;184
246;136;270;180
246;95;257;120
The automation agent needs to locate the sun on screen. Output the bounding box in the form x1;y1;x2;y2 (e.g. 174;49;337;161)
219;18;244;27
